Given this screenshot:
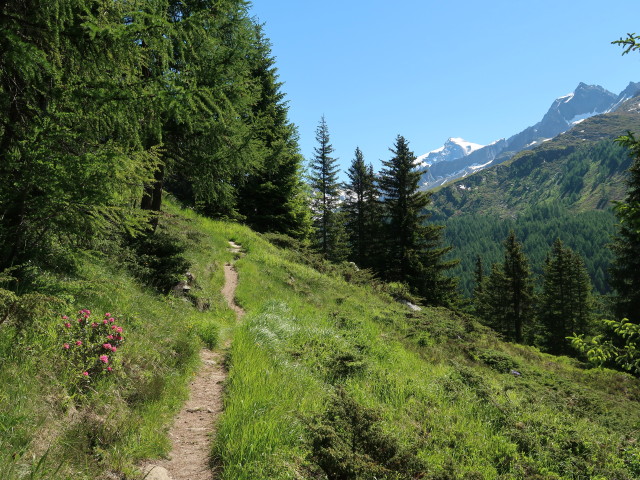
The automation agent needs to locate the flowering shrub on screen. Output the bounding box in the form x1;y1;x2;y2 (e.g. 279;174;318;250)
60;309;124;389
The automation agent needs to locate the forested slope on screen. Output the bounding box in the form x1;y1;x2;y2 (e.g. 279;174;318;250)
427;101;640;295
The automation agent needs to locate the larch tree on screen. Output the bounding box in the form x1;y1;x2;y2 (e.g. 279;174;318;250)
0;0;159;270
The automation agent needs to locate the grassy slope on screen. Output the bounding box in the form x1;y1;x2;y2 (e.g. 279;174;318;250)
2;199;640;479
0;201;238;479
174;208;640;479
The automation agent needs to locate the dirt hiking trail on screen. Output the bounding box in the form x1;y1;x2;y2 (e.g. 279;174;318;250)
143;241;244;480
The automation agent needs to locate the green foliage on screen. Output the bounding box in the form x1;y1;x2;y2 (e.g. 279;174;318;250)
476;349;520;373
571;318;640;375
343;147;383;270
610;132;640;322
0;0;160;270
539;239;593;354
124;230;190;294
476;231;534;342
0;0;309;275
308;387;423;480
309;116;347;261
613;32;640;55
379;135;458;306
441;203;617;297
236;25;310;239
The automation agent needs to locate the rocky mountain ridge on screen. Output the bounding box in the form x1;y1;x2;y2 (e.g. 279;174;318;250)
419;81;640;190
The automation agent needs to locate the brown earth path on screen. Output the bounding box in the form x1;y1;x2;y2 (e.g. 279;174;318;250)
142;241;244;480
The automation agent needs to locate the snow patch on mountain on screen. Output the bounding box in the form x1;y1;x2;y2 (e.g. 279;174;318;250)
568;110;599;126
416;137;484;168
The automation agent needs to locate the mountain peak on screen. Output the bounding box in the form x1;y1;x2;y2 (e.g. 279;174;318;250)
416;137;484;168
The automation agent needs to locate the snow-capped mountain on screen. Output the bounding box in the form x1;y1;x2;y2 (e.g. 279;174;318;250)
415;137;484;168
418;81;640;190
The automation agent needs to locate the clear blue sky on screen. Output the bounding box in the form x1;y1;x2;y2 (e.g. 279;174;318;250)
248;1;640;176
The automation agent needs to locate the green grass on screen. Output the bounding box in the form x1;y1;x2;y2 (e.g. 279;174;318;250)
1;197;640;479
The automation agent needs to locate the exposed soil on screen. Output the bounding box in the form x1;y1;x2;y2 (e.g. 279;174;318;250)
142;241;244;480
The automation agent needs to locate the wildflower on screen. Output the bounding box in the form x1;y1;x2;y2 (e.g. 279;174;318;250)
111;325;117;330
107;366;113;372
99;355;109;364
104;313;111;317
103;319;108;324
62;315;69;320
82;371;89;376
111;346;117;352
64;322;71;328
91;322;98;328
63;343;70;350
75;340;82;346
102;343;112;350
109;318;115;323
107;335;114;340
116;326;123;333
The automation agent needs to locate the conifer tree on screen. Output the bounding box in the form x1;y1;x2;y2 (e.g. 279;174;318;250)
343;148;382;269
479;232;534;342
0;0;159;269
539;239;592;354
503;231;534;342
235;25;310;238
479;263;511;334
309;116;343;259
473;255;486;317
149;0;260;222
610;132;640;323
378;135;457;305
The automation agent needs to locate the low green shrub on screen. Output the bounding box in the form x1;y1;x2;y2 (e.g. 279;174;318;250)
307;387;423;480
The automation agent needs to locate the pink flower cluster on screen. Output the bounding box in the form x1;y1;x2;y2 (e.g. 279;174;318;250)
60;310;125;383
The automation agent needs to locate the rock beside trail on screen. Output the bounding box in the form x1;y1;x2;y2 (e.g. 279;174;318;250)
142;465;173;480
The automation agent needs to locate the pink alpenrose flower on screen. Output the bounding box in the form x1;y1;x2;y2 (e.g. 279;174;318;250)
99;355;109;364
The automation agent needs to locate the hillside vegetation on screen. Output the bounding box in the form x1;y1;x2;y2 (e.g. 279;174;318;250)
3;199;639;479
427;106;640;295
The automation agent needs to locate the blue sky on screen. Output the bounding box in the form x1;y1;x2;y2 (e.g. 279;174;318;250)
248;1;640;176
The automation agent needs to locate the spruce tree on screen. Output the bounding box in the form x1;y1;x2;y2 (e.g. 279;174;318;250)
309;116;343;259
503;231;534;343
343;148;382;269
236;24;310;238
472;255;486;317
378;135;457;305
479;263;511;335
479;232;534;342
539;239;592;354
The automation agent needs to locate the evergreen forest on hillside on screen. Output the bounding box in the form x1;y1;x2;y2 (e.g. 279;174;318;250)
2;2;640;478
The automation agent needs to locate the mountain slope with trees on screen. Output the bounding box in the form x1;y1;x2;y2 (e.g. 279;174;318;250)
426;98;640;296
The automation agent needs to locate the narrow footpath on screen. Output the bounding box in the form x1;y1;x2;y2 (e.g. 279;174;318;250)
143;241;244;480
